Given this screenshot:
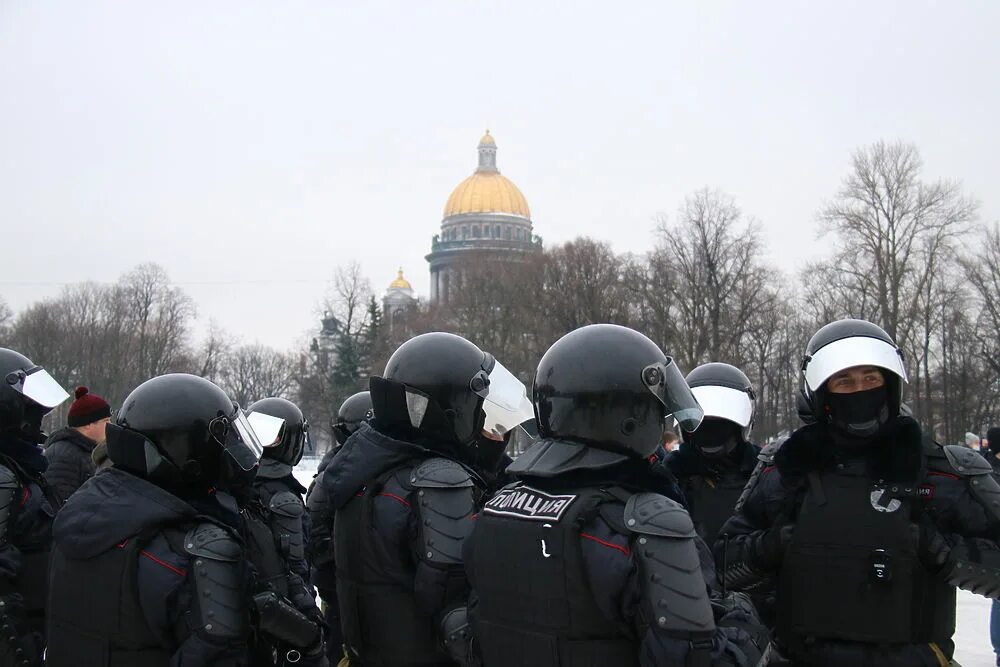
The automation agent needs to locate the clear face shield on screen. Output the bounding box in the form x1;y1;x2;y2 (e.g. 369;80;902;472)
471;357;536;440
210;407;267;472
5;367;70;409
641;358;705;432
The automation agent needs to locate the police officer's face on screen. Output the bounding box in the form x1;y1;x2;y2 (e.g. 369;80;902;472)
826;365;885;395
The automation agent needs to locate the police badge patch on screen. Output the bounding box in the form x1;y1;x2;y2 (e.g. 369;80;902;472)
870;487;903;513
483;486;578;521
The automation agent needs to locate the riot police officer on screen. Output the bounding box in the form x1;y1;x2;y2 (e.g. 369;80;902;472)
464;324;764;666
666;363;760;546
47;373;262;666
245;398;326;666
306;391;371;664
323;333;531;667
719;318;1000;665
0;348;69;666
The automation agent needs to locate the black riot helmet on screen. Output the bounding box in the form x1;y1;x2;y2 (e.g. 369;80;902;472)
370;332;532;451
108;373;264;491
0;348;70;443
532;324;703;459
333;391;372;445
248;397;308;466
683;363;756;456
802;319;907;437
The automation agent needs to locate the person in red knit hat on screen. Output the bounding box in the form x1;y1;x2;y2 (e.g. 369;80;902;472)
43;386;112;504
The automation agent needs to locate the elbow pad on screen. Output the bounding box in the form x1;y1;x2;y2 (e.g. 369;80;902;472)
625;493;716;637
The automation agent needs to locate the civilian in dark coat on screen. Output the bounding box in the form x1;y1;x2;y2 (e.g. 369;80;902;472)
43;386;111;504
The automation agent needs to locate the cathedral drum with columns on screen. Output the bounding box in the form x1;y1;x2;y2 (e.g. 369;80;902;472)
426;131;542;304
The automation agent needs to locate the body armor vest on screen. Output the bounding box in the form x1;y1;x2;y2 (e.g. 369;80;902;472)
777;462;955;649
680;471;747;546
467;483;637;667
46;528;186;667
334;463;450;667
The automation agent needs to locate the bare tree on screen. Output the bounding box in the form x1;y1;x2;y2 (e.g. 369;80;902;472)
649;188;775;371
962;224;1000;377
817;141;977;348
219;343;296;408
196;321;235;383
0;298;12;342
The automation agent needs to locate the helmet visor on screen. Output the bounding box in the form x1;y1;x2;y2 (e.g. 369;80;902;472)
212;410;264;471
481;360;536;438
246;411;286;448
690;385;753;428
11;368;71;409
804;336;908;392
641;358;704;432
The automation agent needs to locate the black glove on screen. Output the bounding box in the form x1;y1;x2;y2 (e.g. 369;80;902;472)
916;515;952;573
711;592;768;665
752;524;793;572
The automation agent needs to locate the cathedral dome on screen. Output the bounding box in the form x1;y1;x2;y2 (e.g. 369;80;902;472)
388;268;412;290
442;131;530;219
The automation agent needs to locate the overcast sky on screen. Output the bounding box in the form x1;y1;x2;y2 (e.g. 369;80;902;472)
2;1;998;350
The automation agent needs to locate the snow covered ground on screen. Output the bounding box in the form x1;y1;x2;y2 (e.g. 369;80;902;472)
294;457;996;666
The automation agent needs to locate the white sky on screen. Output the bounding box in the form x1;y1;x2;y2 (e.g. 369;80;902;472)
2;1;998;350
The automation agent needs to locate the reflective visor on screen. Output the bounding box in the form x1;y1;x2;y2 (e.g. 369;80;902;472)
17;368;70;409
641;358;704;432
690;385;753;428
481;360;536;438
804;336;908;392
246;411;286;448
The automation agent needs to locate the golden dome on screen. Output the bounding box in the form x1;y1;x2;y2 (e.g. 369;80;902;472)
443;132;530;219
444;172;530;219
389;268;412;290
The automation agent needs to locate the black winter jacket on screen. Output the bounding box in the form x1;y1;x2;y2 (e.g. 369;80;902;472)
43;428;97;505
48;468;251;666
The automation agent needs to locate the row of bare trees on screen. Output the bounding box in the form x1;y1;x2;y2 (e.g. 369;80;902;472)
0;265;296;431
2;139;997;448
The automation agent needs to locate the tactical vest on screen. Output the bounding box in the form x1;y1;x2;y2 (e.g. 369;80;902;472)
466;483;637;667
46;528;188;667
334;464;451;667
681;471;747;546
777;464;955;650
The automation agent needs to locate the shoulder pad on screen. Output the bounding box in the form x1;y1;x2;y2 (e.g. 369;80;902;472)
269;490;305;518
415;472;476;565
185;523;247;640
184;523;240;561
624;493;696;539
269;491;305;560
757;440;783;465
305;473;330;513
943;445;992;476
410;458;473;488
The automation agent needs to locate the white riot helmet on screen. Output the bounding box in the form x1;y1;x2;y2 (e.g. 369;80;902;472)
802;319;907;436
682;363;755;457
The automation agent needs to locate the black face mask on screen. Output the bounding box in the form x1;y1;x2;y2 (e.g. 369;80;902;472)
825;385;889;439
687;419;741;459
